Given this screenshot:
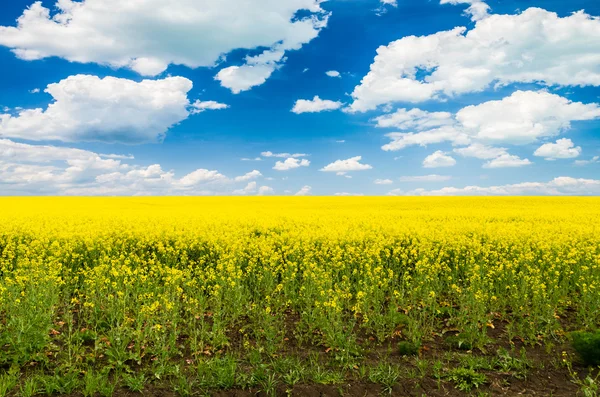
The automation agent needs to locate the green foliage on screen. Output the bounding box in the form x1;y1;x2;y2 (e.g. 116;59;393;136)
368;364;400;395
572;331;600;367
446;367;487;392
123;372;146;392
445;335;473;351
398;341;420;356
0;372;18;397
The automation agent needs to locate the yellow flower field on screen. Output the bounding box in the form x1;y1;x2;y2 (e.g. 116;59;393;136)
0;197;599;395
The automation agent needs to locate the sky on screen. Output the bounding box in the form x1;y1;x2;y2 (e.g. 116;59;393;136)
0;0;599;196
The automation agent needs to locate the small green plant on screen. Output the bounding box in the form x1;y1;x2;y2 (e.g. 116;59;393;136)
368;364;400;395
19;376;41;397
496;347;531;379
311;366;344;385
171;374;195;397
446;367;487;392
446;335;473;351
83;370;102;397
257;372;278;397
398;341;420;356
0;373;18;397
432;360;444;389
282;369;303;386
123;372;146;392
574;373;600;397
48;371;81;395
572;331;600;367
564;353;600;397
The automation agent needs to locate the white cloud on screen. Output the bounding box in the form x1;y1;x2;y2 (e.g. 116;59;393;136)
320;156;373;173
0;0;328;95
398;175;452;182
392;177;600;196
234;170;262;182
334;192;364;196
382;126;469;152
190;100;229;114
0;75;223;143
0;139;275;195
483;154;532;168
100;153;134;160
325;70;341;78
178;169;228;187
374;179;393;185
0;138;122;164
232;181;258;195
258;186;275;195
374;108;454;130
574;156;600;166
534;138;582;160
453;143;508;160
292;96;344;114
381;92;600;170
215;50;284;94
440;0;490;21
273;157;310;171
241;157;262;161
380;0;397;5
261;151;307;158
336;140;346;143
455;91;600;145
349;8;600;111
29;88;40;94
423;151;456;168
454;144;533;169
295;185;312;196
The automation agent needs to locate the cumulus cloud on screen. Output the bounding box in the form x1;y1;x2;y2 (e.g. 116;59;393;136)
325;70;341;78
382;126;470;152
177;169;228;187
423;151;456;168
295;185;312;196
261;151;307;158
232;181;258;195
374;108;454;130
482;154;532;168
273;158;310;171
380;91;599;167
0;138;268;195
574;156;600;166
292;96;344;114
233;170;262;182
390;177;600;196
534;138;582;160
258;186;275;195
453;143;508;160
320;156;373;174
0;75;224;143
398;175;452;182
215;50;285;94
349;8;600;111
440;0;490;21
374;179;393;185
0;0;329;94
190;100;229;114
455;91;600;144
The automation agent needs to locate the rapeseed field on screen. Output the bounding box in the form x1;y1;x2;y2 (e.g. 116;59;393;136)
0;197;599;396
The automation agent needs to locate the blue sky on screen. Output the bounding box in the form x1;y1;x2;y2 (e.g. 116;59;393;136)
0;0;599;196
